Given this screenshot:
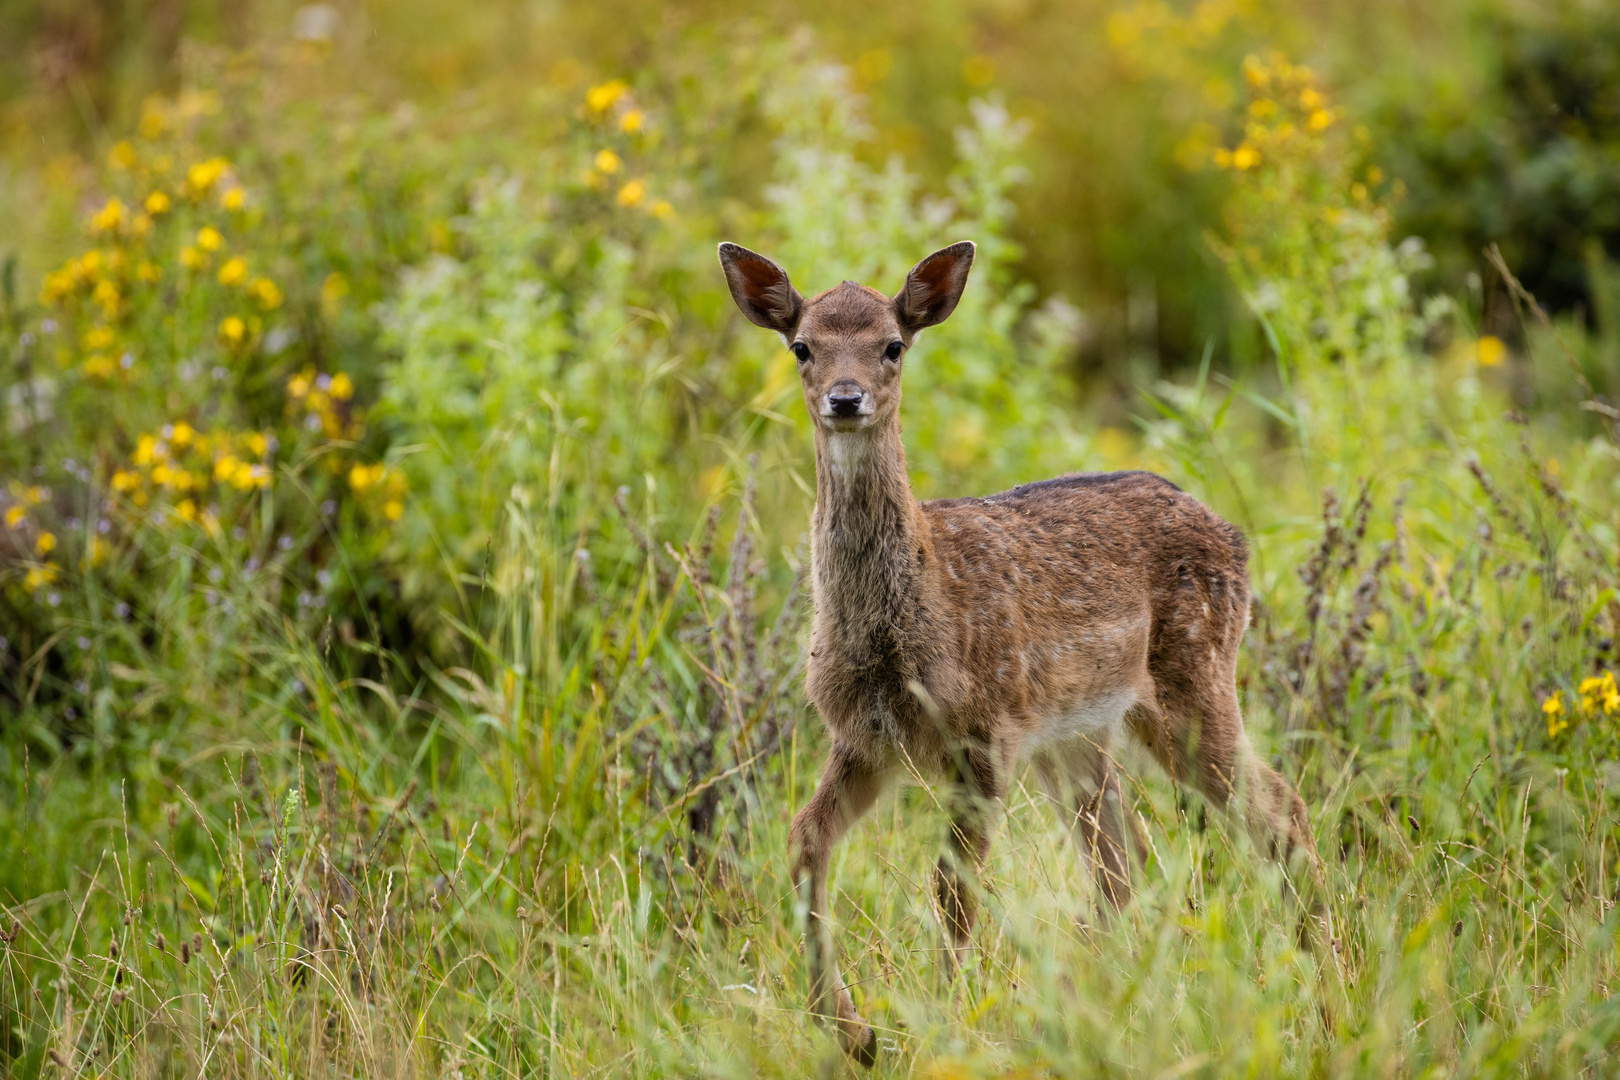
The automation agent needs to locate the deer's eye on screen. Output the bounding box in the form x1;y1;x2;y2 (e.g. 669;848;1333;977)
884;340;903;361
792;342;811;363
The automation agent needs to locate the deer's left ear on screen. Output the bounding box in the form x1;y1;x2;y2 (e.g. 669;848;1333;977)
895;241;976;332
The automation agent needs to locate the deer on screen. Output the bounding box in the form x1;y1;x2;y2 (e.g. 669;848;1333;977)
717;239;1326;1065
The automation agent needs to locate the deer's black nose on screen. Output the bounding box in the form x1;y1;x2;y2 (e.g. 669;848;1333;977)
828;392;864;418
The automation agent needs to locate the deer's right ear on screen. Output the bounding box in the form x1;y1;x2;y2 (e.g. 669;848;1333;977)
718;242;803;335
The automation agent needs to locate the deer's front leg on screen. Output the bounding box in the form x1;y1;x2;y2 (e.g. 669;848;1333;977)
789;741;890;1067
935;743;1007;978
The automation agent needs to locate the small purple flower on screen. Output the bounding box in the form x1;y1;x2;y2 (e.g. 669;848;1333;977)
115;602;131;619
76;636;90;650
278;535;294;551
98;518;110;534
47;592;60;606
120;352;134;370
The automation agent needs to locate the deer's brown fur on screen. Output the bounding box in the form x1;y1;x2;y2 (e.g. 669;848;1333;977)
718;240;1322;1066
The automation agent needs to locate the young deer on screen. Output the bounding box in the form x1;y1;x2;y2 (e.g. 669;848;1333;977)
718;240;1324;1065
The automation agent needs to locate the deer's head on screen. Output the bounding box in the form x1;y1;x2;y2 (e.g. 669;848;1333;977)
718;242;976;434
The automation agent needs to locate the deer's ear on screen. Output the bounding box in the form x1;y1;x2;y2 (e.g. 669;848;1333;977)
718;243;803;334
895;241;976;332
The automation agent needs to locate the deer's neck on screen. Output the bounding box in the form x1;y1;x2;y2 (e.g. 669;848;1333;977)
811;421;928;650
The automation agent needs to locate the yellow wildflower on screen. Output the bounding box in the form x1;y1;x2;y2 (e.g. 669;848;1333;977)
134;434;156;465
177;499;198;523
1543;691;1569;738
586;79;628;114
246;431;268;456
222;187;245;211
180;246;206;270
197;226;224;252
1475;336;1506;367
650;199;675;221
219;315;246;343
349;463;376;491
131;213;152;237
288;373;311;398
594;149;622;175
251;277;284;310
1308;108;1334;132
85;327;115;350
616;179;646;207
384;499;404;521
83;354;116;378
4;506;24;528
1248;99;1277;120
111;470;139;492
24;564;58;590
145;191;171;215
109;140;138;170
172;421;194;446
1231;145;1260;170
93;279;121;317
35;531;57;555
91;198;127;233
186;157;228;195
137;260;161;283
329;372;354;400
218;257;248;286
619;109;644;133
151;464;173;486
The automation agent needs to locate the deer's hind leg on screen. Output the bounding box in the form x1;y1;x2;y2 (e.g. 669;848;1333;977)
1034;731;1143;922
1133;667;1325;924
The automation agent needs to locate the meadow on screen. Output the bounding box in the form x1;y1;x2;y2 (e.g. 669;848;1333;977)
2;3;1620;1077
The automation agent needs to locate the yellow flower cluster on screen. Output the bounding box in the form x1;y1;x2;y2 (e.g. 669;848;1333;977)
110;423;272;523
1206;53;1335;173
287;368;363;440
582;80;673;220
348;461;408;521
5;483;59;591
42;136;280;381
1543;671;1620;738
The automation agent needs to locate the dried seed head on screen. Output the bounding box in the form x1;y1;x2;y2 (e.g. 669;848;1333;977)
192;931;204;956
111;989;126;1006
181;941;191;965
165;802;179;830
155;932;166;953
109;938;119;958
515;907;528;922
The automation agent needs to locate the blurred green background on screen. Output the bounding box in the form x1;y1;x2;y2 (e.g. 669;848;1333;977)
6;0;1619;396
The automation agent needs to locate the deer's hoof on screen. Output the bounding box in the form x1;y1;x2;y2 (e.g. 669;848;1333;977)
841;1021;878;1068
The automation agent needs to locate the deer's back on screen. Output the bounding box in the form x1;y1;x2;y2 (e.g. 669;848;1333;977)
918;470;1250;746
